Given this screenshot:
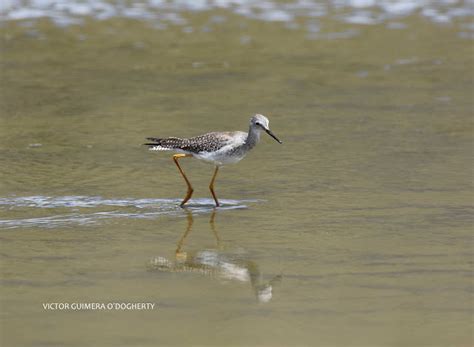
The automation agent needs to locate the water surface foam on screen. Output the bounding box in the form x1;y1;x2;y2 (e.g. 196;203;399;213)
0;196;256;229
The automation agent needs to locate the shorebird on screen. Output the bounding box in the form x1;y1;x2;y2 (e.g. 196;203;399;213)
144;114;282;207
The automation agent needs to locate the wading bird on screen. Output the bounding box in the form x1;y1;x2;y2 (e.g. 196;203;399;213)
144;114;282;207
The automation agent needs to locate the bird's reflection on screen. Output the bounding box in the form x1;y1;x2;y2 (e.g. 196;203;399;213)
149;209;281;303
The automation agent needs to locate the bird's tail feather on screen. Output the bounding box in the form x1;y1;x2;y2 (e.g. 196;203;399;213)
143;137;186;151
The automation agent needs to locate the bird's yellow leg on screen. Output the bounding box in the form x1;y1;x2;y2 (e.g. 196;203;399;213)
209;166;220;207
172;154;194;207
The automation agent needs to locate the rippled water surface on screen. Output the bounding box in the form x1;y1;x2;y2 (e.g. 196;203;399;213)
1;1;473;346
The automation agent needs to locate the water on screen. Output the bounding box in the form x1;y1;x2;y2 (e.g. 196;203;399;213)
1;1;473;346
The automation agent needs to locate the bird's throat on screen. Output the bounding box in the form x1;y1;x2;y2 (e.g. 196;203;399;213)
245;126;261;149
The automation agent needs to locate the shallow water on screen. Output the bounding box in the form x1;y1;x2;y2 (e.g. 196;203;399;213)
1;1;473;346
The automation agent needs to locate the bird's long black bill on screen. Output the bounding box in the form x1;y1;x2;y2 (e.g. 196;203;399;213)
265;128;283;144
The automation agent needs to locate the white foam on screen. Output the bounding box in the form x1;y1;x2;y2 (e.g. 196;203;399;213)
0;196;259;229
0;0;472;30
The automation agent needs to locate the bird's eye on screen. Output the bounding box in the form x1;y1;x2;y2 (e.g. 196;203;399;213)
255;122;261;126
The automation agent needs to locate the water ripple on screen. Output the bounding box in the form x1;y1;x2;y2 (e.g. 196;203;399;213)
0;196;256;229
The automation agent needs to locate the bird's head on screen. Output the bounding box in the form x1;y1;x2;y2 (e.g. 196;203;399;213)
250;114;282;144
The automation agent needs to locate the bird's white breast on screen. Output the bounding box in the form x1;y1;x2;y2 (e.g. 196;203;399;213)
194;131;247;166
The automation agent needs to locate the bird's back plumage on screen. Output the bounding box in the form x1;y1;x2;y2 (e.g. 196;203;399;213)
145;131;245;154
145;131;249;166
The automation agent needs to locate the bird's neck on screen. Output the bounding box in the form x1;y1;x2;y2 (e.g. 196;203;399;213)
245;125;261;149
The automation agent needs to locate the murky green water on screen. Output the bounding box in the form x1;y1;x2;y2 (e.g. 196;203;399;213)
1;2;473;346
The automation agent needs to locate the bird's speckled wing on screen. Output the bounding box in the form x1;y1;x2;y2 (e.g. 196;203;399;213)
145;131;245;154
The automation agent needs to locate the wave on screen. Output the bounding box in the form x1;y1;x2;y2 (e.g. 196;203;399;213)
0;195;258;229
1;0;472;29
